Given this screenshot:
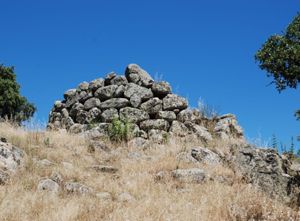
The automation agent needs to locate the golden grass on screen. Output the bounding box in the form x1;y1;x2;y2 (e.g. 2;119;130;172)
0;122;299;221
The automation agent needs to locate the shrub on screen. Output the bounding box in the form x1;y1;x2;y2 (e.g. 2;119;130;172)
108;117;133;142
0;65;36;124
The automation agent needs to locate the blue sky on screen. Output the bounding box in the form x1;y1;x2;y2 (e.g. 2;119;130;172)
0;0;299;148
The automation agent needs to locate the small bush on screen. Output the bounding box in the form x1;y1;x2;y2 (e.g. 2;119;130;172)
197;98;219;119
108;117;133;142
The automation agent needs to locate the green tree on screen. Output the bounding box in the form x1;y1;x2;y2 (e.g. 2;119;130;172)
255;14;300;118
0;65;36;123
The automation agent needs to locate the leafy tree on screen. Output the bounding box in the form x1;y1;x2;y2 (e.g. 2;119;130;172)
255;14;300;93
0;65;36;123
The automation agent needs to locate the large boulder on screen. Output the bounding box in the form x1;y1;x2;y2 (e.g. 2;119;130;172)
140;98;163;114
0;140;25;172
100;98;129;110
84;98;101;110
124;83;153;101
95;85;118;100
151;81;171;98
101;108;119;123
125;64;154;87
119;107;149;124
163;94;188;111
140;119;170;131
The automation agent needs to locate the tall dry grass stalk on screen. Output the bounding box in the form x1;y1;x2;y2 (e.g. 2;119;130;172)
0;122;299;221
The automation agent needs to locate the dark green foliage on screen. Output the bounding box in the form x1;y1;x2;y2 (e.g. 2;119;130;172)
255;14;300;92
108;117;133;143
0;65;36;123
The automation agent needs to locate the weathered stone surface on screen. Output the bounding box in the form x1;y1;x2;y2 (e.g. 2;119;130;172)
86;107;101;123
37;159;53;167
54;100;65;111
125;64;154;87
38;179;60;192
78;81;89;91
84;98;101;110
76;110;88;124
95;85;118;100
214;114;244;140
101;108;119;123
169;121;189;137
156;111;176;122
65;182;93;195
191;147;220;165
140;98;163;114
177;109;199;123
148;129;168;144
0;170;9;185
128;137;150;149
119;107;149;124
124;83;153;101
171;168;206;183
129;94;142;108
151;81;171;97
140;119;170;131
50;171;64;184
184;122;213;141
114;85;125;97
69;124;86;134
100;98;129;110
64;89;77;99
0;141;25;172
230;145;300;205
69;103;84;118
163;94;188;111
110;75;128;86
91;165;118;173
89;78;104;91
104;72;117;85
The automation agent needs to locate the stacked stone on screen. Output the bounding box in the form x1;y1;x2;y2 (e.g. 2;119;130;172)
48;64;243;142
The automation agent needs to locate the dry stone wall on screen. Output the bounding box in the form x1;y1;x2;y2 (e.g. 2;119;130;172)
48;64;244;142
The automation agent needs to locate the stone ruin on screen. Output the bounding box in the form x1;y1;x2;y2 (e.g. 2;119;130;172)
47;64;244;143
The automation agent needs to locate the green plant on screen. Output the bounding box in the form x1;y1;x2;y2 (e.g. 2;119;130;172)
0;65;36;124
108;117;133;143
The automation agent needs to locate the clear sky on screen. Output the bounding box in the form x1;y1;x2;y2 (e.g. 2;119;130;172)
0;0;299;148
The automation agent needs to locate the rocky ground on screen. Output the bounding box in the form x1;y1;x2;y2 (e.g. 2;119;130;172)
1;122;300;221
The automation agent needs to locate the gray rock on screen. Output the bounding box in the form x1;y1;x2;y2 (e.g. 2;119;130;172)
37;159;53;167
140;119;170;132
78;81;89;91
140;98;163;114
104;72;117;85
89;78;105;91
163;94;188;111
91;165;118;173
61;117;75;129
0;170;9;185
191;147;220;165
171;168;206;183
50;171;64;184
54;100;65;111
61;108;69;118
37;179;60;192
129;94;142;108
214;114;244;139
69;123;86;134
110;75;128;86
78;91;93;103
119;107;149;124
184;122;213;141
101;108;119;123
69;103;84;118
154;171;168;181
76;110;88;124
114;85;125;97
156;111;176;122
151;81;172;98
95;85;118;100
128;137;150;149
148;129;169;144
177;109;200;123
86;107;101;123
64;89;77;99
169;121;189;137
84;98;101;110
65;182;93;195
125;64;154;87
0;141;25;172
100;98;129;110
124;83;153;101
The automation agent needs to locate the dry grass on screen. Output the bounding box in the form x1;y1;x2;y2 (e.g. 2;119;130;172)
0;122;299;221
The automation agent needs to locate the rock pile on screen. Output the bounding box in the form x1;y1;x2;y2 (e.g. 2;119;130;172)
48;64;244;142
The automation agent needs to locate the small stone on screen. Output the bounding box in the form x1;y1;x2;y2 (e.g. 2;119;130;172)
140;98;163;114
101;108;119;123
89;78;105;91
171;168;206;183
151;81;172;98
104;72;117;85
163;94;188;111
64;182;93;195
110;75;128;86
96;192;112;201
50;171;64;184
95;85;118;100
156;111;176;122
84;98;101;110
140;119;170;132
100;98;129;110
78;81;89;91
37;159;53;167
91;165;118;173
37;179;60;192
